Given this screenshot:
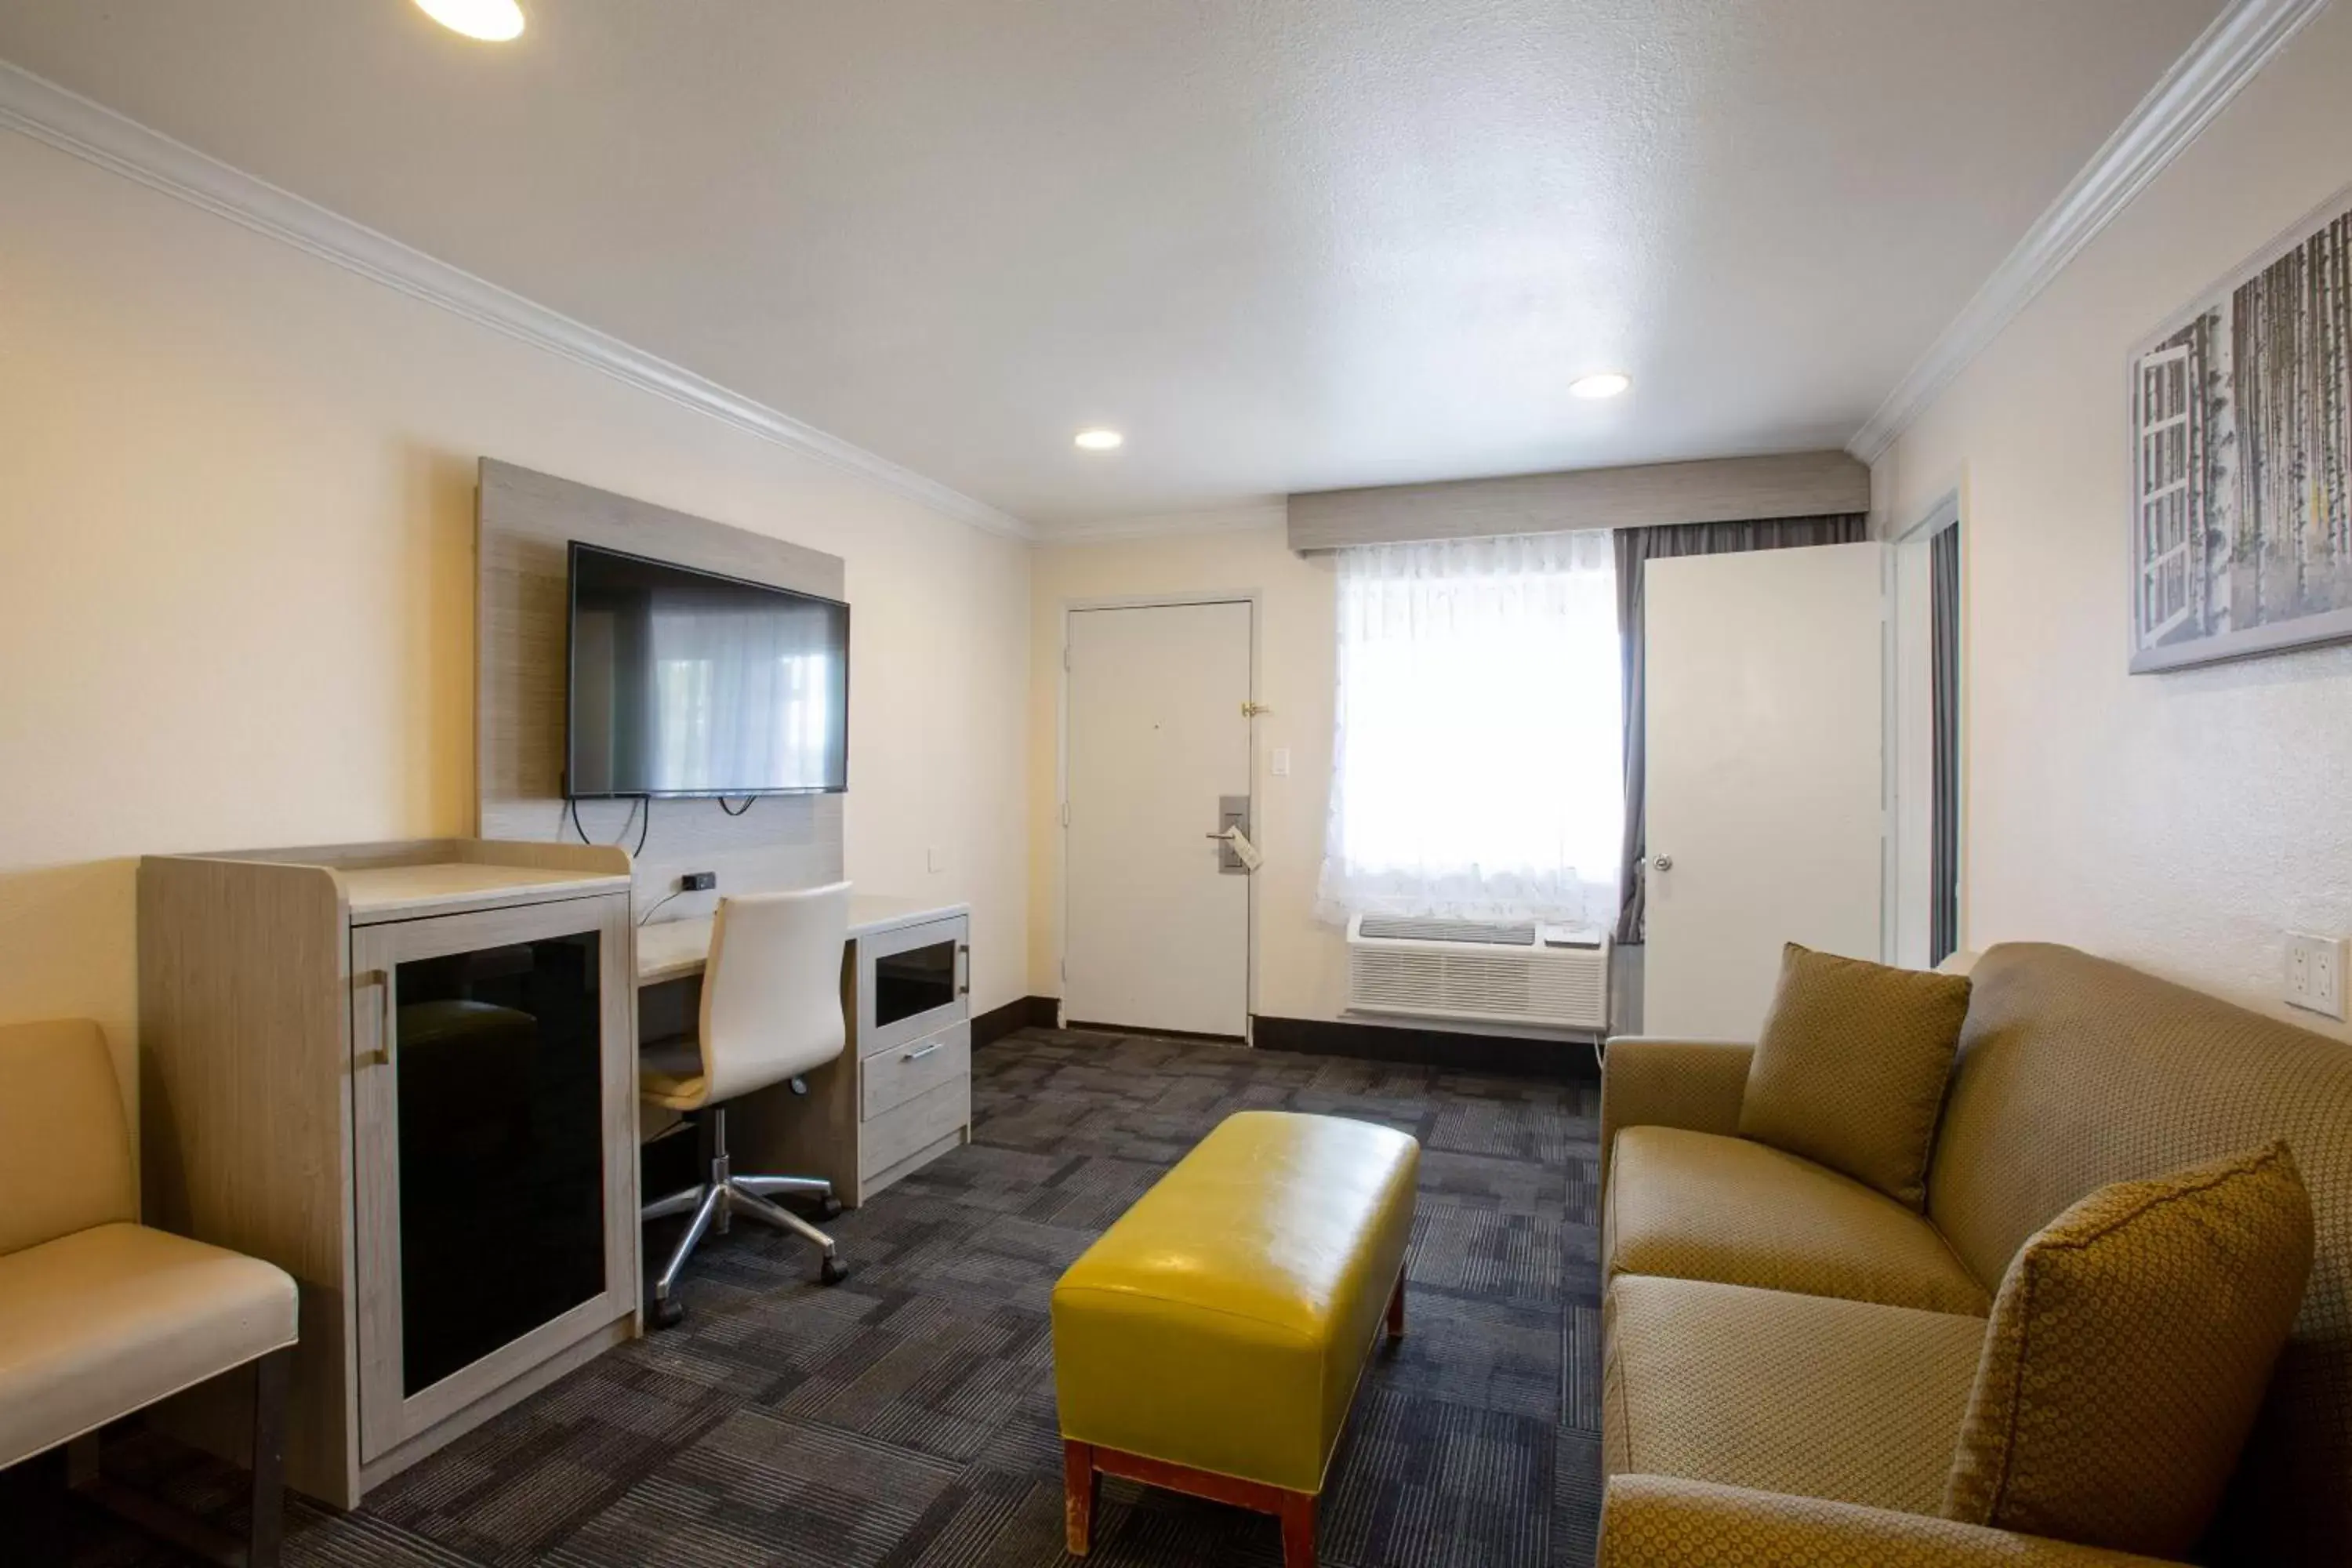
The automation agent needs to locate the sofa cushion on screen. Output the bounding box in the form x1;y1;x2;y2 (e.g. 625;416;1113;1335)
1607;1126;1989;1316
0;1221;298;1469
1738;943;1971;1210
1597;1475;2188;1568
1944;1142;2314;1559
1602;1274;1986;1515
1928;944;2352;1567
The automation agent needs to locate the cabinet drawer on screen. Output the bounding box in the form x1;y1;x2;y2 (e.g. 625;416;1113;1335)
862;1022;970;1120
860;1077;969;1180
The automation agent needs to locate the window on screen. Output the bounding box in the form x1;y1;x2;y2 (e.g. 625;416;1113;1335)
1316;531;1623;926
2135;342;2196;644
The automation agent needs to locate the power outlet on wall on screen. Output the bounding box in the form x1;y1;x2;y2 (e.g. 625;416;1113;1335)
2285;931;2346;1021
680;871;717;892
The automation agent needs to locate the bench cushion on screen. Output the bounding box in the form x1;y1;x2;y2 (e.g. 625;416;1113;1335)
1051;1110;1417;1494
1602;1273;1985;1515
0;1221;298;1468
1607;1126;1990;1316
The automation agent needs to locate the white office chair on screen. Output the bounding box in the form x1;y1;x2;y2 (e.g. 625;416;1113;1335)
639;882;852;1327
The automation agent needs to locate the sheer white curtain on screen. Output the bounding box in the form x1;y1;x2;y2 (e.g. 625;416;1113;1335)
1316;531;1623;926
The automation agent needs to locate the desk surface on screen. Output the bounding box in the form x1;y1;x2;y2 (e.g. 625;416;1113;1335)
637;894;967;986
339;862;631;920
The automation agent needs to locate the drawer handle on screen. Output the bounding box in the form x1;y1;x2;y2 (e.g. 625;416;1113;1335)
902;1041;944;1062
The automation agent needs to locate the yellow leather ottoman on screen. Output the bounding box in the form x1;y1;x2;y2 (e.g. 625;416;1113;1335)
1051;1109;1418;1568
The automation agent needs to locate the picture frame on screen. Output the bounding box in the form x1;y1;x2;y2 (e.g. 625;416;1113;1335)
2128;180;2352;673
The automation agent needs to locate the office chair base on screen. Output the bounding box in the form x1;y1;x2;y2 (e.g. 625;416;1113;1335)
642;1106;845;1327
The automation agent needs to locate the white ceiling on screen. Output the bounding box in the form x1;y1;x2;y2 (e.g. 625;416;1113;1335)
0;0;2223;532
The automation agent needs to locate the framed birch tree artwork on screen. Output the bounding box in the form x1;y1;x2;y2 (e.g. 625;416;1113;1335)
2129;184;2352;673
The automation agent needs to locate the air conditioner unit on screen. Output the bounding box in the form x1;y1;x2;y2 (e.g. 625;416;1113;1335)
1345;915;1610;1031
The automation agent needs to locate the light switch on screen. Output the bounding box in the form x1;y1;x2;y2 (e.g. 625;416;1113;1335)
2285;931;2346;1021
927;847;944;874
1270;747;1291;777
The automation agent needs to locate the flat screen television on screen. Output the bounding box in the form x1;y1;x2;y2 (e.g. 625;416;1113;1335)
565;542;849;798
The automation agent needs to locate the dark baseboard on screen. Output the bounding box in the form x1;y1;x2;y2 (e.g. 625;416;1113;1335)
1065;1020;1244;1044
974;994;1061;1049
1250;1014;1600;1082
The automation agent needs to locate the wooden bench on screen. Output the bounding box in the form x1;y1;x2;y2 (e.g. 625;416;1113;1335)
1050;1110;1419;1568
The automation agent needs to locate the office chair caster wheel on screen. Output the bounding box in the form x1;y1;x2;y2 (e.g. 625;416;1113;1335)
819;1255;850;1287
818;1195;843;1221
651;1295;686;1330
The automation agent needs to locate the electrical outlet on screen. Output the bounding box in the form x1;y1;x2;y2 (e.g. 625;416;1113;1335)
2285;931;2346;1020
680;871;717;892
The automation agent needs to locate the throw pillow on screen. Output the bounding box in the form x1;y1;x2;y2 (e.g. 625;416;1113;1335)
1737;942;1971;1209
1941;1142;2314;1557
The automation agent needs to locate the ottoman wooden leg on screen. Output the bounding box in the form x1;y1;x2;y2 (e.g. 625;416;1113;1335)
1386;1269;1406;1339
1279;1490;1317;1568
1063;1439;1099;1555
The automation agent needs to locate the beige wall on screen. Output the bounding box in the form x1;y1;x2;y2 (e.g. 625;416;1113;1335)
0;132;1032;1108
1028;521;1357;1021
1872;2;2352;1039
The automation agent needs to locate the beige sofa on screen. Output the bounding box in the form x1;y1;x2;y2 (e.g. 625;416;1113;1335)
1595;942;2351;1566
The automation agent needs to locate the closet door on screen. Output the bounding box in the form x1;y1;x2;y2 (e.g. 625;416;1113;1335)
350;892;634;1462
1643;543;1888;1040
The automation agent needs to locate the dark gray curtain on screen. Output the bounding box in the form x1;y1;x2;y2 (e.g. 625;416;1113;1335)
1612;514;1871;944
1929;522;1962;965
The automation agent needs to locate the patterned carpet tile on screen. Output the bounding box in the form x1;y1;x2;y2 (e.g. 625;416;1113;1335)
766;1295;1053;1463
1374;1294;1563;1424
1319;1392;1555;1568
1406;1202;1567;1301
554;1410;964;1567
1550;1433;1606;1568
1413;1147;1572;1221
64;1029;1602;1568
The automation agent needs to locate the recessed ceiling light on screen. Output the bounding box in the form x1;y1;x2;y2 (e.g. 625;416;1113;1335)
415;0;526;42
1074;428;1125;452
1570;372;1632;401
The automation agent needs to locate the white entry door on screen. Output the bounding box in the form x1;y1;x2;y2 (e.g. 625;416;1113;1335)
1643;543;1886;1040
1063;600;1253;1037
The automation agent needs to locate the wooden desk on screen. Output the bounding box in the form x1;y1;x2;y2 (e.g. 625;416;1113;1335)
635;895;967;988
636;893;973;1207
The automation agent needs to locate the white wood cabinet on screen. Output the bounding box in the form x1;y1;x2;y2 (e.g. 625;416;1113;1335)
138;840;640;1508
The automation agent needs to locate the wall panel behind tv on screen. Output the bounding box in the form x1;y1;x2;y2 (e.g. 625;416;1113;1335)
475;459;848;920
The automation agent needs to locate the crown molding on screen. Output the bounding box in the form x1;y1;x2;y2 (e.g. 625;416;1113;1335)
0;60;1034;542
1039;499;1290;545
1847;0;2326;464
